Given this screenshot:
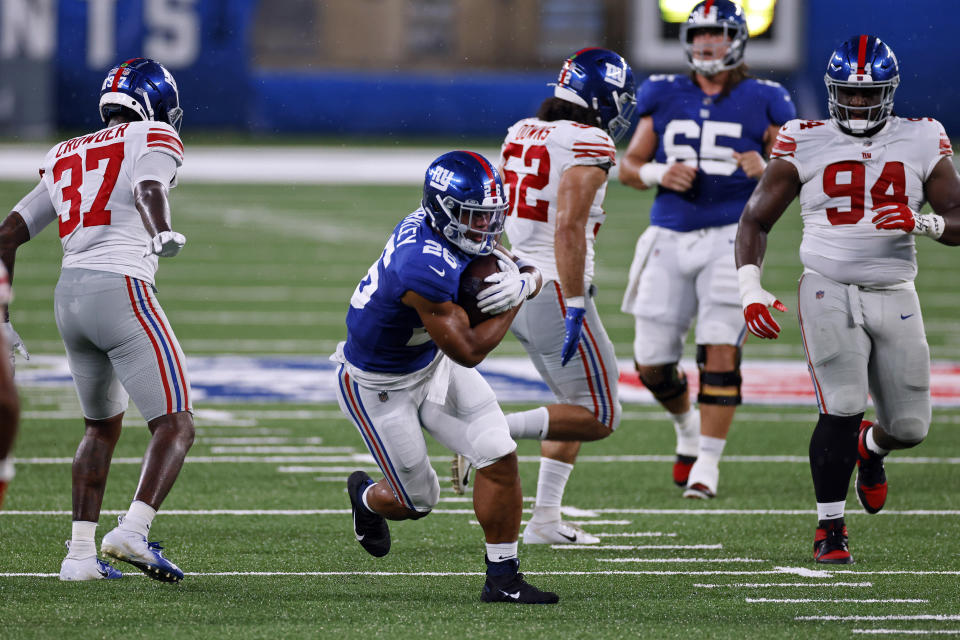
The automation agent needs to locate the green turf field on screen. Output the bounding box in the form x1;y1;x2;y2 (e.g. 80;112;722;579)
1;178;959;638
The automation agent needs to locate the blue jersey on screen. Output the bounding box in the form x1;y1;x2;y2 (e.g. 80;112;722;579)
344;209;471;374
638;74;796;231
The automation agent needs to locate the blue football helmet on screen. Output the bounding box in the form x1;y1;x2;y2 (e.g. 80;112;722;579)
680;0;749;76
553;47;637;142
824;35;900;136
421;151;508;256
99;58;183;131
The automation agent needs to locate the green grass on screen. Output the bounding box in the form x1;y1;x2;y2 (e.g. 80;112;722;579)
1;178;959;638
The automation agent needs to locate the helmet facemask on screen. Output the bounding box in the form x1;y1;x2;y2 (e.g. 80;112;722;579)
432;193;507;256
681;22;747;76
825;76;898;136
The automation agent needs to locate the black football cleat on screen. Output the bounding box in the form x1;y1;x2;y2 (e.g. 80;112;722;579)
480;557;559;605
813;518;854;565
673;454;697;487
855;421;888;514
347;471;391;558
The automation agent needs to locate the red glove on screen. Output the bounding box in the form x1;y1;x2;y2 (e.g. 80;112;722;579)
744;300;788;340
872;203;945;238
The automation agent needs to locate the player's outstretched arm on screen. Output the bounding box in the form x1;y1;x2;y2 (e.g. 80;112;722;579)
735;158;800;339
402;291;520;368
135;180;186;257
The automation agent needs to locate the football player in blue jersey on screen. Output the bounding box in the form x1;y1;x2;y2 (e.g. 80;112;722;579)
333;150;557;604
619;0;796;499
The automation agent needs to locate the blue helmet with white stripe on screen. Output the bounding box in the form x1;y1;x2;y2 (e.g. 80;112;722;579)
422;151;508;256
99;57;183;131
553;47;637;142
824;35;900;136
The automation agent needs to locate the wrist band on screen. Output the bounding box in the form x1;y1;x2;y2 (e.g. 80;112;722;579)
565;295;585;309
638;162;669;187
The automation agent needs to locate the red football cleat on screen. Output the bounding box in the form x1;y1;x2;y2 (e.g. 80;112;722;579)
856;420;888;514
814;519;854;564
673;454;696;487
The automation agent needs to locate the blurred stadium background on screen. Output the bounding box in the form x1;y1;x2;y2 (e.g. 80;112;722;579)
1;0;958;140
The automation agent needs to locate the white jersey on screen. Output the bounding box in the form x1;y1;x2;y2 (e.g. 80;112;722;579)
772;116;952;287
16;120;183;285
500;117;616;283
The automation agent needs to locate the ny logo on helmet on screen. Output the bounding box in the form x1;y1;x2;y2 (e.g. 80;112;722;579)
428;165;455;191
604;62;626;88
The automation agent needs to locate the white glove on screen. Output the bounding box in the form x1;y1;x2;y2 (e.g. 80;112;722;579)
476;249;536;315
144;231;186;258
3;321;29;368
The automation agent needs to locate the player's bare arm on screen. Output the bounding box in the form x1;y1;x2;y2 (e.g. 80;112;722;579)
734;158;801;268
136;179;186;258
401;290;519;368
920;156;960;246
135;180;173;236
0;212;29;290
555;165;606;298
620;115;696;192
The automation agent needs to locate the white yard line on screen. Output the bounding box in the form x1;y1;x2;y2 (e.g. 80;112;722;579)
799;615;960;621
598;557;765;563
696;582;873;588
748;598;928;603
550;544;723;550
852;631;960;636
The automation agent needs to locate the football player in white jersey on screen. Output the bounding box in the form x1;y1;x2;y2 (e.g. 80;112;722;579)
735;36;960;564
0;58;193;581
619;0;796;499
0;261;20;509
481;48;635;545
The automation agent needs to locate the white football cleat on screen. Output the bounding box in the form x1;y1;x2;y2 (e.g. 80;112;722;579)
59;541;122;581
101;521;184;583
522;520;600;545
683;457;719;499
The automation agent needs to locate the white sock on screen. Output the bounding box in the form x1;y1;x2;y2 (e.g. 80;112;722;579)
119;500;156;537
673;408;699;457
530;458;574;523
360;484;375;513
506;407;550;440
866;426;890;456
698;435;726;463
486;541;518;564
68;521;97;558
816;501;846;521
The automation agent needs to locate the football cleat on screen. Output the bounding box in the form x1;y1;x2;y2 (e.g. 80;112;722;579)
682;482;715;500
347;470;391;558
522;519;600;545
451;454;472;495
673;454;697;487
683;457;719;499
59;541;123;581
481;557;559;605
813;519;854;564
855;420;888;514
101;521;184;583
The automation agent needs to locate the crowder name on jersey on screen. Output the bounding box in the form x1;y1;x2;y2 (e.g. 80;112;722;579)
639;74;795;232
345;210;471;374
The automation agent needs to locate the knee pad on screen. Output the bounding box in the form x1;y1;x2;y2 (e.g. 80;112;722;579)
884;416;929;447
696;345;742;406
469;412;518;467
636;363;688;403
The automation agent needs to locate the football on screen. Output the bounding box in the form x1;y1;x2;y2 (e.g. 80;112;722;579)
457;253;500;327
